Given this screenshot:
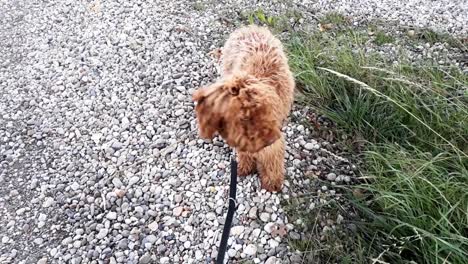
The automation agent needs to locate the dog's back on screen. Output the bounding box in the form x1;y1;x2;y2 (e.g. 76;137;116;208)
221;25;295;123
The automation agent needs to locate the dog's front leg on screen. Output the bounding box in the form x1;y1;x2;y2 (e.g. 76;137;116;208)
237;150;257;176
256;136;285;192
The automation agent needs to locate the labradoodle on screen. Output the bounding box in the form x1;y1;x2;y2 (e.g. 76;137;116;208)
192;25;295;192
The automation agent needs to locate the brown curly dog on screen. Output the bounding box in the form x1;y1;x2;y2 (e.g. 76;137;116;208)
192;25;295;192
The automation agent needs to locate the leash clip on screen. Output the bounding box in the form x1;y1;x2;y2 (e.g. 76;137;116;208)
228;197;238;210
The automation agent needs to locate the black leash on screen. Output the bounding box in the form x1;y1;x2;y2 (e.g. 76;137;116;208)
216;150;238;264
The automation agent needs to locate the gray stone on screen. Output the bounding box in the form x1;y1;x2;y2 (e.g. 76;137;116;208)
43;197;54;208
61;237;73;246
37;258;48;264
265;256;278;264
96;228;109;239
70;182;80;191
326;173;337;181
139;254;152;264
128;176;140;185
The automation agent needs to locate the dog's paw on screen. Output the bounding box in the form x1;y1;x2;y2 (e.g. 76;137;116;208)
237;152;256;176
260;178;283;193
238;163;255;177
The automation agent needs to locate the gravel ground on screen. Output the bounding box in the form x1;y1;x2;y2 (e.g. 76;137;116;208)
0;1;465;264
301;0;468;36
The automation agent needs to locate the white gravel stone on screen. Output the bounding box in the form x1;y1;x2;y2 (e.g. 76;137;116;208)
42;197;55;208
128;176;140;186
148;221;158;231
183;241;191;249
248;206;258;219
243;244;257;256
173;207;183;217
96;229;109;240
206;212;216;221
304;142;315;150
49;248;57;258
195;250;203;260
2;236;10;244
259;212;270;222
326;173;337;181
228;248;237;257
231;226;245;236
268;239;280;248
106;212;117;220
265;256;279;264
37;258;47;264
264;223;276;234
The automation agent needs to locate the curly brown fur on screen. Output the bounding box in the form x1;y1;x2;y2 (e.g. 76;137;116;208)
193;25;295;192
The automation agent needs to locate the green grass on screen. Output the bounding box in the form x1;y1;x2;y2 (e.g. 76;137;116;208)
418;29;456;45
418;29;468;52
240;8;303;33
286;22;468;264
244;9;278;28
283;194;372;263
320;12;348;26
374;31;395;45
193;1;205;11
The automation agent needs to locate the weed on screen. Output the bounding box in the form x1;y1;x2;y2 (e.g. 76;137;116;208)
246;9;277;28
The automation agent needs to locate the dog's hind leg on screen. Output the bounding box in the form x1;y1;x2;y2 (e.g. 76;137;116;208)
256;135;285;192
237;151;256;176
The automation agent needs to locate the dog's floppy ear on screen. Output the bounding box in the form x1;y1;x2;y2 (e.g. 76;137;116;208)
223;85;282;153
222;74;251;96
192;76;281;152
192;74;252;140
192;83;228;139
242;88;282;152
192;83;220;103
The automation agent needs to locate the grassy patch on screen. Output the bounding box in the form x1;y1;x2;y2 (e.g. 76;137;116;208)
193;1;205;11
418;29;453;44
374;31;395;45
240;8;303;33
242;9;278;28
286;19;468;264
283;195;372;263
409;28;468;51
320;12;348;26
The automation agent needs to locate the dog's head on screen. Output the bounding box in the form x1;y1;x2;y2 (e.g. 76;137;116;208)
192;74;281;153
